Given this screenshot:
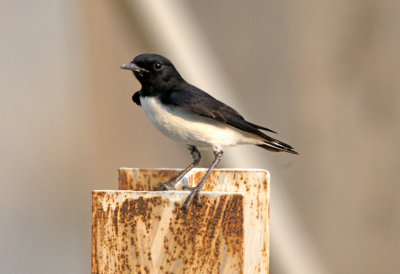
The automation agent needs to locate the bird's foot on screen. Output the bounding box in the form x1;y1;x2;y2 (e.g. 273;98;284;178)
157;180;177;191
182;185;202;211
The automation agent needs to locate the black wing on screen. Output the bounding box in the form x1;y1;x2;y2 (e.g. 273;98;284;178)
161;84;277;135
161;84;298;154
132;91;141;106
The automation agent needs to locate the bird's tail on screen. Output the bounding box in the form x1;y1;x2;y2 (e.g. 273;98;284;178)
257;136;299;155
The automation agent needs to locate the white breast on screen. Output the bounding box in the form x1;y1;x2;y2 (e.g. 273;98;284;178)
140;97;262;149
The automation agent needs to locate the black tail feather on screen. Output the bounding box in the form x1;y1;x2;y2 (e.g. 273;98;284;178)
247;121;277;134
257;138;299;155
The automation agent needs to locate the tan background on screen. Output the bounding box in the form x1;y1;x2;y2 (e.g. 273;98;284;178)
0;1;399;273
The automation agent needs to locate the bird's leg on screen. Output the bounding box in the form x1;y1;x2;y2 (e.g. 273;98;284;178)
183;146;223;211
157;146;201;190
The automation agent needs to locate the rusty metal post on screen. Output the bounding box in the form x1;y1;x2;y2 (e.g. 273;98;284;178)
92;168;269;274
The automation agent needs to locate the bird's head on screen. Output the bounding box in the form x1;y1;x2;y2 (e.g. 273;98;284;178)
120;54;183;91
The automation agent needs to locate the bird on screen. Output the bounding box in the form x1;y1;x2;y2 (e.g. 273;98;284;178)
121;53;298;210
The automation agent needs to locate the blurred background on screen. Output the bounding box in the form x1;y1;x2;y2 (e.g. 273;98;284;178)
1;1;399;273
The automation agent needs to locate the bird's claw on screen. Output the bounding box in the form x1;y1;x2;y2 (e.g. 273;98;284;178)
157;179;203;211
195;190;202;206
182;186;202;211
157;180;176;191
182;185;193;191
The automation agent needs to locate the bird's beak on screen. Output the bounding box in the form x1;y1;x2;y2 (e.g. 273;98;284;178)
120;63;149;73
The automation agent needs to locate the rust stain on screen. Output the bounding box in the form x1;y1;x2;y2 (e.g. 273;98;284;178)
189;170;219;191
92;192;244;274
98;168;269;273
119;169;181;191
164;195;243;273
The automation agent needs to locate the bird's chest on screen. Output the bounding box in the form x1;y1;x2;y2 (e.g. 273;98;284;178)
140;96;200;143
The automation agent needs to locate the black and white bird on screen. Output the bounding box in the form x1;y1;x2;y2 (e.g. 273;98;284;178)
121;53;298;210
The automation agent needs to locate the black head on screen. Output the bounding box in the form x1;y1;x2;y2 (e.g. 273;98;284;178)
120;54;183;92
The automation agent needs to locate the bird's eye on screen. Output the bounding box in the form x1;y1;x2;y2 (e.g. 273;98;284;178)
153;63;163;71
